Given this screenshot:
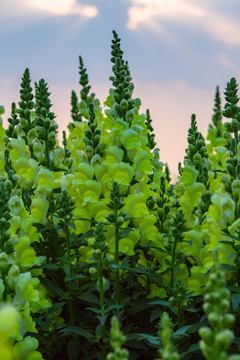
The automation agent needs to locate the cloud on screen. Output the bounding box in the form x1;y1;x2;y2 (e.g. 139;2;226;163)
0;0;98;18
126;0;204;30
23;0;98;17
126;0;240;46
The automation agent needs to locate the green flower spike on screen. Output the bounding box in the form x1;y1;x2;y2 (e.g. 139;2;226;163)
106;181;126;305
222;78;240;155
16;68;34;141
71;90;82;123
83;103;106;161
4;149;18;188
78;55;95;105
34;78;58;169
185;114;209;185
0;180;12;253
212;86;223;134
156;312;179;360
199;249;240;360
168;209;188;290
4;103;19;143
107;316;129;360
145;109;156;150
109;30;136;123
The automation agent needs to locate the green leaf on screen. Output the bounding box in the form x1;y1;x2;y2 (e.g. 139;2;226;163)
96;314;109;326
95;324;102;341
38;263;60;270
136;333;159;346
78;293;99;304
67;338;81;360
221;263;236;271
173;325;192;337
120;228;134;239
41;278;67;298
232;294;240;310
141;244;168;254
48;301;66;315
110;264;148;275
66;222;76;230
65;274;87;282
60;327;94;341
105;304;123;313
180;344;200;359
86;307;101;314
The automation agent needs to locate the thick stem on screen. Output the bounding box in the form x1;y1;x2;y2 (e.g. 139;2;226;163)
98;256;106;358
115;223;120;305
170;237;178;289
65;226;74;326
44;129;51;170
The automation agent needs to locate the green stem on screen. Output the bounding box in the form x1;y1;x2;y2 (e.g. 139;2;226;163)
98;256;106;358
65;226;74;326
170;237;178;289
44;129;50;170
115;221;120;305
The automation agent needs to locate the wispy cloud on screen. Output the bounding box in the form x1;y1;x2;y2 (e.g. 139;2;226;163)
126;0;204;30
23;0;98;17
0;0;98;18
126;0;240;46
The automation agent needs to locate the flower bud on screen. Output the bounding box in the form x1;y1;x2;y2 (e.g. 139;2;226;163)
232;179;240;195
44;117;51;129
0;252;8;269
215;330;234;351
199;327;214;345
125;110;134;123
89;267;98;277
48;131;56;143
231;118;239;132
222;314;235;328
193;153;202;165
226;163;235;177
116;216;124;226
120;99;128;111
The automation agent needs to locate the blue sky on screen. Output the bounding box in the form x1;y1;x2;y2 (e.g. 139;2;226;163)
1;0;240;180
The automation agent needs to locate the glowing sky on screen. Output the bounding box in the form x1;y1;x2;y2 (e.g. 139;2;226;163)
1;0;240;181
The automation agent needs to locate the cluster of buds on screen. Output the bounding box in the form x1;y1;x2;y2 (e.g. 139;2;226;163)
0;180;12;252
109;30;140;124
62;130;73;169
83;103;106;161
106;181;126;228
147;176;172;233
222;78;240;156
78;56;95;106
16;68;34;140
145;109;156;150
89;222;110;292
199;250;240;360
4;149;18;188
4;103;19;142
169;279;188;328
157;312;179;360
33;79;58;168
55;190;75;223
185;114;209;186
107;316;129;360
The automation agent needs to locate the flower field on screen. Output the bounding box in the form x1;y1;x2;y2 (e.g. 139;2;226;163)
1;30;240;359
